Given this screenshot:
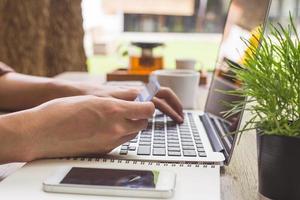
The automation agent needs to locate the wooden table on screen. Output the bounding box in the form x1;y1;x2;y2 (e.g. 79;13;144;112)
0;72;267;200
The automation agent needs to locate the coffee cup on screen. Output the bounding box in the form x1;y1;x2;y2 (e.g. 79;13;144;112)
151;69;199;109
176;59;196;70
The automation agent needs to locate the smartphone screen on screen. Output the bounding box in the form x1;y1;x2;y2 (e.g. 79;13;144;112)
60;167;159;189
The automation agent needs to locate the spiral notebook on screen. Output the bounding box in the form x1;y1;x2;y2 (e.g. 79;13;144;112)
0;158;220;200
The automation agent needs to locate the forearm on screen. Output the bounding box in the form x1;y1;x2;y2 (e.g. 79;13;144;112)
0;111;36;164
0;72;84;111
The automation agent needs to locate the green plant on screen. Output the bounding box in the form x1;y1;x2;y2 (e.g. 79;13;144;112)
224;15;300;137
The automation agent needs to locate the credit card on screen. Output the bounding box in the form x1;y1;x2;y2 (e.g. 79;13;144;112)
134;77;160;102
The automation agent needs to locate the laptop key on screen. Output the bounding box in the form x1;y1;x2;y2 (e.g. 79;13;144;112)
168;151;181;156
141;131;152;135
198;152;207;157
196;143;204;148
140;138;151;142
153;144;165;148
194;139;201;143
179;129;190;133
167;133;178;137
128;146;136;151
181;138;193;142
197;147;205;152
153;140;165;144
140;135;152;138
139;142;151;146
121;146;128;150
180;134;192;137
119;150;128;155
137;146;151;155
183;150;197;157
168;143;180;147
167;136;179;140
179;128;189;132
182;146;195;150
167;140;179;144
154;133;165;137
153;148;166;156
153;137;165;141
168;147;181;152
181;142;194;146
130;139;138;143
180;135;192;138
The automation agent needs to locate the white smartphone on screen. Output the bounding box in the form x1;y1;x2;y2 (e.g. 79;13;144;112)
43;166;176;199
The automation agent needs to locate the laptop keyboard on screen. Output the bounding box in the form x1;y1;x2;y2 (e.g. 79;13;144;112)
119;111;207;158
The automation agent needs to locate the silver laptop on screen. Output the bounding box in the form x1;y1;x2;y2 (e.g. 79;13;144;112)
108;0;272;165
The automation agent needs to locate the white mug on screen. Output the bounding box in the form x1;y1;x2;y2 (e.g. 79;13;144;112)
176;59;196;70
151;69;199;109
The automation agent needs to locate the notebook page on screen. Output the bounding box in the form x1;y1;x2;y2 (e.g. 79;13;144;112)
0;159;220;200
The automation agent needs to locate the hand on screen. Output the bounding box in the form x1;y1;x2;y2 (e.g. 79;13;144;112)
78;83;184;123
13;95;155;161
152;87;184;123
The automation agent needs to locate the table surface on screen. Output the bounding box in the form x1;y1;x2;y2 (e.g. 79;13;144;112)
0;72;267;200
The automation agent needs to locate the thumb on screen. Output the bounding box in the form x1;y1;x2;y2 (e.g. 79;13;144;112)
121;101;155;120
111;88;141;101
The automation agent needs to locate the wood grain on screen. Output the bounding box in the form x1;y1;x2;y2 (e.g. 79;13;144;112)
221;132;259;200
0;0;87;77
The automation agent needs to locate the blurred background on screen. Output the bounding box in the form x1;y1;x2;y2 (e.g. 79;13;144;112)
0;0;299;77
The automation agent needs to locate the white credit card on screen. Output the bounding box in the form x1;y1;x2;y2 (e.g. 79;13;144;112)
134;78;160;102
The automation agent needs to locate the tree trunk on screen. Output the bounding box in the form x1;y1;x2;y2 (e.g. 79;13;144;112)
45;0;87;77
0;0;86;77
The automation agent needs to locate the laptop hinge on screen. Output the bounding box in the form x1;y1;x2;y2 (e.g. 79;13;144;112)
200;114;233;165
199;114;224;153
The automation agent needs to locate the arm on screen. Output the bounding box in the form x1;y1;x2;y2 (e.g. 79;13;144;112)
0;96;154;164
0;72;84;111
0;111;35;163
0;72;183;122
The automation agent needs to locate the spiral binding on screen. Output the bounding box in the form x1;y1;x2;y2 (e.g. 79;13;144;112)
61;157;217;168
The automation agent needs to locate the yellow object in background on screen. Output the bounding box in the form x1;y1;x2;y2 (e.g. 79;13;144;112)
240;26;262;65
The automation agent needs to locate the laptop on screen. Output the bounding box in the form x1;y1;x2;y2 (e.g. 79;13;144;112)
108;0;272;165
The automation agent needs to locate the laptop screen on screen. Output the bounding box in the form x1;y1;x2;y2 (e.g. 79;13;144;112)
204;0;271;160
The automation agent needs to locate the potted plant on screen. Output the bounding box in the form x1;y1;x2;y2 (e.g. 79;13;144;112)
224;15;300;199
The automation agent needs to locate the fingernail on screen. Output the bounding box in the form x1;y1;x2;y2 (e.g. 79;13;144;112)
178;116;184;123
180;112;184;117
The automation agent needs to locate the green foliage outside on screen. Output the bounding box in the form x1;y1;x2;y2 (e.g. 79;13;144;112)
87;40;220;74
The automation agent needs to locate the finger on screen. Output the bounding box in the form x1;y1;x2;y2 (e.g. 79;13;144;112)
121;118;148;135
120;101;155;120
152;97;183;123
111;88;140;101
155;87;184;117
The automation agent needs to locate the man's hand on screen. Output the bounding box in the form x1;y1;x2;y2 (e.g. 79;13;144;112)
0;96;154;163
79;83;184;123
0;72;183;123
